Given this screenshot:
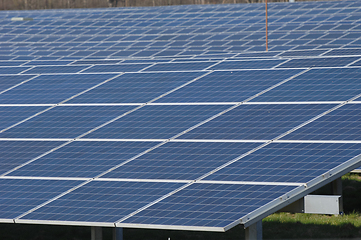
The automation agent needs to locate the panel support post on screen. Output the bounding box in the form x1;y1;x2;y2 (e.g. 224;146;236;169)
91;226;102;240
245;220;262;240
113;227;123;240
331;177;343;214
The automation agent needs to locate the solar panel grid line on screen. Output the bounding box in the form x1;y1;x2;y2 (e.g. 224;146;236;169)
244;102;345;105
61;103;143;106
0;138;72;141
76;138;165;142
208;66;308;71
148;102;238;105
0;175;90;181
171;139;268;143
197;180;304;186
275;139;361;144
277;65;361;71
95;178;190;183
15;219;116;228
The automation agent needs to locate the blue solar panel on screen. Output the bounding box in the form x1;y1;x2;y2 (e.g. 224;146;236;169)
83;64;151;73
84;105;229;139
145;62;217;72
0;106;135;139
23;66;89;74
205;143;361;183
181;104;334;140
283;104;361;141
0;106;48;131
0;66;29;74
21;181;183;223
277;57;360;68
252;68;361;102
123;183;296;228
0;74;117;104
0;179;81;219
68;72;204;103
8;141;158;178
209;59;286;70
155;69;302;103
102;142;261;180
1;0;361;232
0;141;64;175
0;75;36;92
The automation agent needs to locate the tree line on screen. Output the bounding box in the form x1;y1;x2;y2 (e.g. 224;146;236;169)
3;0;302;10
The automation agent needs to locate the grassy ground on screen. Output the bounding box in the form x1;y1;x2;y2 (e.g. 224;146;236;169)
0;173;360;240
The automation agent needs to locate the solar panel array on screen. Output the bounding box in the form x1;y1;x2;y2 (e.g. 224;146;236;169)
1;0;361;232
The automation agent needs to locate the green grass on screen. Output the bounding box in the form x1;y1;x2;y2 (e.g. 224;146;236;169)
1;173;360;240
263;213;361;239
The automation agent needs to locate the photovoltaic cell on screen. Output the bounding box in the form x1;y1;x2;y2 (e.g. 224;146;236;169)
0;106;135;139
68;72;204;103
1;0;361;231
82;64;151;73
0;179;81;219
0;67;29;74
0;141;64;175
283;104;361;141
123;183;297;228
277;57;360;68
251;68;361;102
181;104;335;140
102;142;261;180
155;69;302;103
21;181;183;223
0;75;36;92
9;141;158;178
145;62;217;72
0;74;117;104
205;142;361;183
23;65;89;74
84;105;230;140
209;59;286;70
0;106;48;131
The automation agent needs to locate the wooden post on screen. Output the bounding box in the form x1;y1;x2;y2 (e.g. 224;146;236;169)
265;0;268;52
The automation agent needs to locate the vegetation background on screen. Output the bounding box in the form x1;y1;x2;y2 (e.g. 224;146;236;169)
4;0;325;11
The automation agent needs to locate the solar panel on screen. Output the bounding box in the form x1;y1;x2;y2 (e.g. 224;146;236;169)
1;0;361;235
